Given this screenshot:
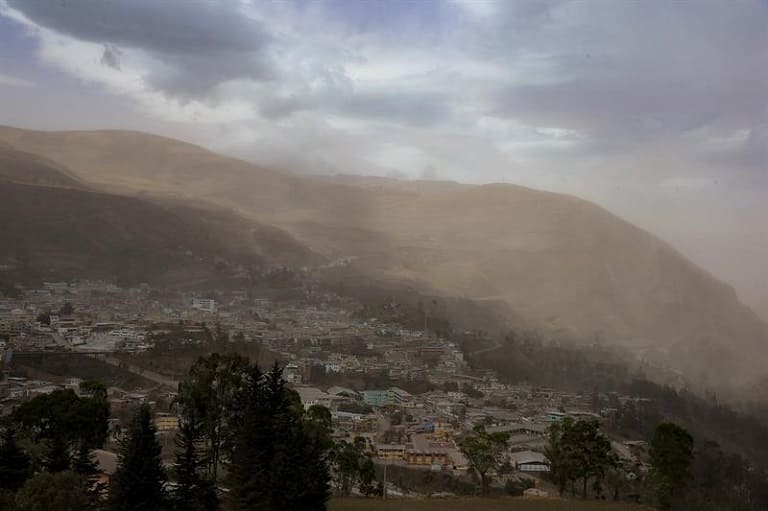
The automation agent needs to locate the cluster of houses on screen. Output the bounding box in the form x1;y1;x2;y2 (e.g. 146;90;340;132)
0;279;652;494
287;379;651;486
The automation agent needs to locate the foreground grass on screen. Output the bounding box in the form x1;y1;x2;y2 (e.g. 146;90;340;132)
330;497;651;511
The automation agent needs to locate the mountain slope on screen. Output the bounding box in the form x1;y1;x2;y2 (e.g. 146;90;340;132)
0;181;319;284
0;147;319;285
1;125;765;387
0;143;84;188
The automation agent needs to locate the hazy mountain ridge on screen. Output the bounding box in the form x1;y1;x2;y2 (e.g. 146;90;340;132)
0;143;85;189
0;146;320;285
1;125;765;389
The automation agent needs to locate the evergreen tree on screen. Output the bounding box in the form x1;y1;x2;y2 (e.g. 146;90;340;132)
72;442;98;477
263;363;329;511
648;422;694;509
172;412;217;511
0;428;30;491
45;436;71;473
228;364;270;509
108;403;167;511
229;363;329;511
71;441;103;502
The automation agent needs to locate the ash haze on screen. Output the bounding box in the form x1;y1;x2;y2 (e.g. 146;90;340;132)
0;0;766;317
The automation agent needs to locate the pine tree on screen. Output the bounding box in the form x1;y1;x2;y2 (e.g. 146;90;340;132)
228;365;270;509
108;403;167;511
72;442;98;478
173;412;217;511
228;363;330;511
648;422;694;509
46;435;72;473
0;427;30;491
72;441;105;504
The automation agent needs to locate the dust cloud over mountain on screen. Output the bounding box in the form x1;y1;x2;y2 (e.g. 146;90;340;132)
0;140;319;285
1;125;766;393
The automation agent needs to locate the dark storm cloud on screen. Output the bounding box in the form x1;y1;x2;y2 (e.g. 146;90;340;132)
2;0;767;316
4;0;767;169
8;0;274;96
483;1;768;164
7;0;267;54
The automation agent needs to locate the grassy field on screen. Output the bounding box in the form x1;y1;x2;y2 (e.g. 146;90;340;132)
330;497;651;511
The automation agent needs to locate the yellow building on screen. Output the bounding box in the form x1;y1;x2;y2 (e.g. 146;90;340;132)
406;449;448;466
154;413;179;431
376;443;406;461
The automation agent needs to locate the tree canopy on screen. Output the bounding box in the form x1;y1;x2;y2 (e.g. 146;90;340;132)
648;422;694;509
545;418;615;498
459;425;510;495
0;428;30;491
175;352;251;482
14;471;93;511
227;363;330;510
108;403;167;511
172;410;217;511
12;388;109;473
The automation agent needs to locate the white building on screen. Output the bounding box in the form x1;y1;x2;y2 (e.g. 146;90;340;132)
510;450;550;472
294;386;336;410
284;363;302;384
191;298;216;313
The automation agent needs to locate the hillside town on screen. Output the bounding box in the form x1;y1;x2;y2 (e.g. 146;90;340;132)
0;277;653;497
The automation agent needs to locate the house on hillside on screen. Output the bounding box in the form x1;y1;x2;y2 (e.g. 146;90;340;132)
326;385;360;399
510;450;550;472
295;386;336;410
154;412;179;431
191;298;216;314
376;443;406;461
362;387;412;407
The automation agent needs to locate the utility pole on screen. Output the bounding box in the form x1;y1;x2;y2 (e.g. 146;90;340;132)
382;460;389;500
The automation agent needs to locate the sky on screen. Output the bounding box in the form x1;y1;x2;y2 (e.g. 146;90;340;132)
0;0;766;316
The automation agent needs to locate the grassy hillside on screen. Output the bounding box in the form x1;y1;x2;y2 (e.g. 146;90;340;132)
0;180;318;285
0;143;84;188
0;137;320;286
330;497;651;511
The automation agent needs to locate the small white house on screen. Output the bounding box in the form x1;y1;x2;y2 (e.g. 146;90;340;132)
191;298;216;313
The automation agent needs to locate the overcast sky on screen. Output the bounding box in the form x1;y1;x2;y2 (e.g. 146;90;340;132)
0;0;766;315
